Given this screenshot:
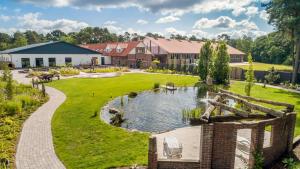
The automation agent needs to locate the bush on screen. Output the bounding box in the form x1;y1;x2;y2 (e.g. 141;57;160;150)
59;67;80;76
4;101;22;115
153;83;160;89
16;95;39;108
128;92;138;98
265;67;280;84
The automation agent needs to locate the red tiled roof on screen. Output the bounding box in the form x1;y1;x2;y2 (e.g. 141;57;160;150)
145;37;245;55
80;41;140;57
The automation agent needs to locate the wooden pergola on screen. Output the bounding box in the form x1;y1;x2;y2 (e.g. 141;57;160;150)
199;89;295;123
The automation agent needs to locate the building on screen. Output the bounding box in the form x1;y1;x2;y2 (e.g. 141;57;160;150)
143;37;245;67
0;41;108;68
81;41;153;68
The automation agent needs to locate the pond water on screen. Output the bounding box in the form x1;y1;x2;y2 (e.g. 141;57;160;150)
101;87;220;132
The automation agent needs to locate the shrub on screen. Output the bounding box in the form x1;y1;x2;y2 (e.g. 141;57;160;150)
265;67;280;84
5;72;13;100
4;101;22;115
153;83;160;89
128;92;138;98
59;67;80;76
282;157;296;169
253;151;264;169
16;95;38;108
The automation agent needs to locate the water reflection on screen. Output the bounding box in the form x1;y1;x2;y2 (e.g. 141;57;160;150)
101;87;214;132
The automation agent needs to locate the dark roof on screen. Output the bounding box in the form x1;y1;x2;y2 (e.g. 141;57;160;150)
0;41;100;55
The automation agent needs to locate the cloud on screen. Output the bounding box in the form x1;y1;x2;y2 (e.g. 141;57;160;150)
136;19;148;25
220;29;267;39
14;0;255;17
232;7;246;16
194;16;258;31
259;10;269;21
193;16;236;29
17;12;89;34
165;27;186;35
0;15;11;22
245;6;258;17
104;20;117;25
190;29;210;39
156;15;180;24
14;0;198;13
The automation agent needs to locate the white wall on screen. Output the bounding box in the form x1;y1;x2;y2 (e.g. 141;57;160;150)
10;54;111;68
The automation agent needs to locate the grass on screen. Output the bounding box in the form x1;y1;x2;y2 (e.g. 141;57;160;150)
229;81;300;135
231;62;293;72
48;74;198;169
48;74;300;168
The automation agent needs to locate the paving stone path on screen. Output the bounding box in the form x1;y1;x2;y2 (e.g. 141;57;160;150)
13;71;66;169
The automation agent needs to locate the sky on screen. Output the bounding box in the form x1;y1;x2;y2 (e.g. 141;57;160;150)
0;0;275;39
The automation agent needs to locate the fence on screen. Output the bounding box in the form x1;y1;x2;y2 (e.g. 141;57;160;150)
230;67;300;83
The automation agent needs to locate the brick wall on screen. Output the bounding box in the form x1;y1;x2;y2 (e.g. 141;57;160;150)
111;56;128;66
212;123;237;169
148;113;296;169
128;54;152;68
157;161;200;169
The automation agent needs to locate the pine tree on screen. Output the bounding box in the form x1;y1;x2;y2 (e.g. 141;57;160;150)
213;42;230;84
198;41;213;81
245;53;255;96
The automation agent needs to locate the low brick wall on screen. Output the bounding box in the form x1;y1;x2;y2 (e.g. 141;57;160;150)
148;113;296;169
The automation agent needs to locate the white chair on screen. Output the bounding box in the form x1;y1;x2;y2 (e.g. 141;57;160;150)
163;136;183;159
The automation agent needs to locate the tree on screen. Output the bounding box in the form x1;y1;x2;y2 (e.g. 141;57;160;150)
213;42;230;84
265;0;300;83
198;41;213;81
25;30;44;44
245;53;255;96
13;32;27;47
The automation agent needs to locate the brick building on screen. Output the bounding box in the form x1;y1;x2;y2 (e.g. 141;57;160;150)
143;37;245;67
81;41;153;68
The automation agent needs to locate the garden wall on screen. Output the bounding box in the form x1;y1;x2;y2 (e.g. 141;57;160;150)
230;67;300;83
148;113;296;169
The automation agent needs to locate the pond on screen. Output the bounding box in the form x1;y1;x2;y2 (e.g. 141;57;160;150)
101;87;220;132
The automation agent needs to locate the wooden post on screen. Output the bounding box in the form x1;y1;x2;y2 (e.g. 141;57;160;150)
218;93;285;117
201;95;221;121
219;89;294;112
148;136;158;169
208;100;249;117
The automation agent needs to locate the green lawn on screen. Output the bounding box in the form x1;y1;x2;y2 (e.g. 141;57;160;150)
48;74;300;168
48;74;198;169
231;62;293;72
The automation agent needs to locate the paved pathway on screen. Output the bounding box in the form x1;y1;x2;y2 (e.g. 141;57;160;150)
13;71;66;169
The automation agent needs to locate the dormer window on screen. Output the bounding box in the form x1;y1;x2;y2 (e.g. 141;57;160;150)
105;47;111;52
116;47;123;53
136;47;145;54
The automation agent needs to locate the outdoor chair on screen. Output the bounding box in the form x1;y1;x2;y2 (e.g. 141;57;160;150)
163;136;183;159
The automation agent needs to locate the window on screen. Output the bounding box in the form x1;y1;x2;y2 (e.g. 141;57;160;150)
21;58;30;68
65;57;72;66
136;47;145;54
48;58;56;67
35;58;44;67
116;47;123;53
